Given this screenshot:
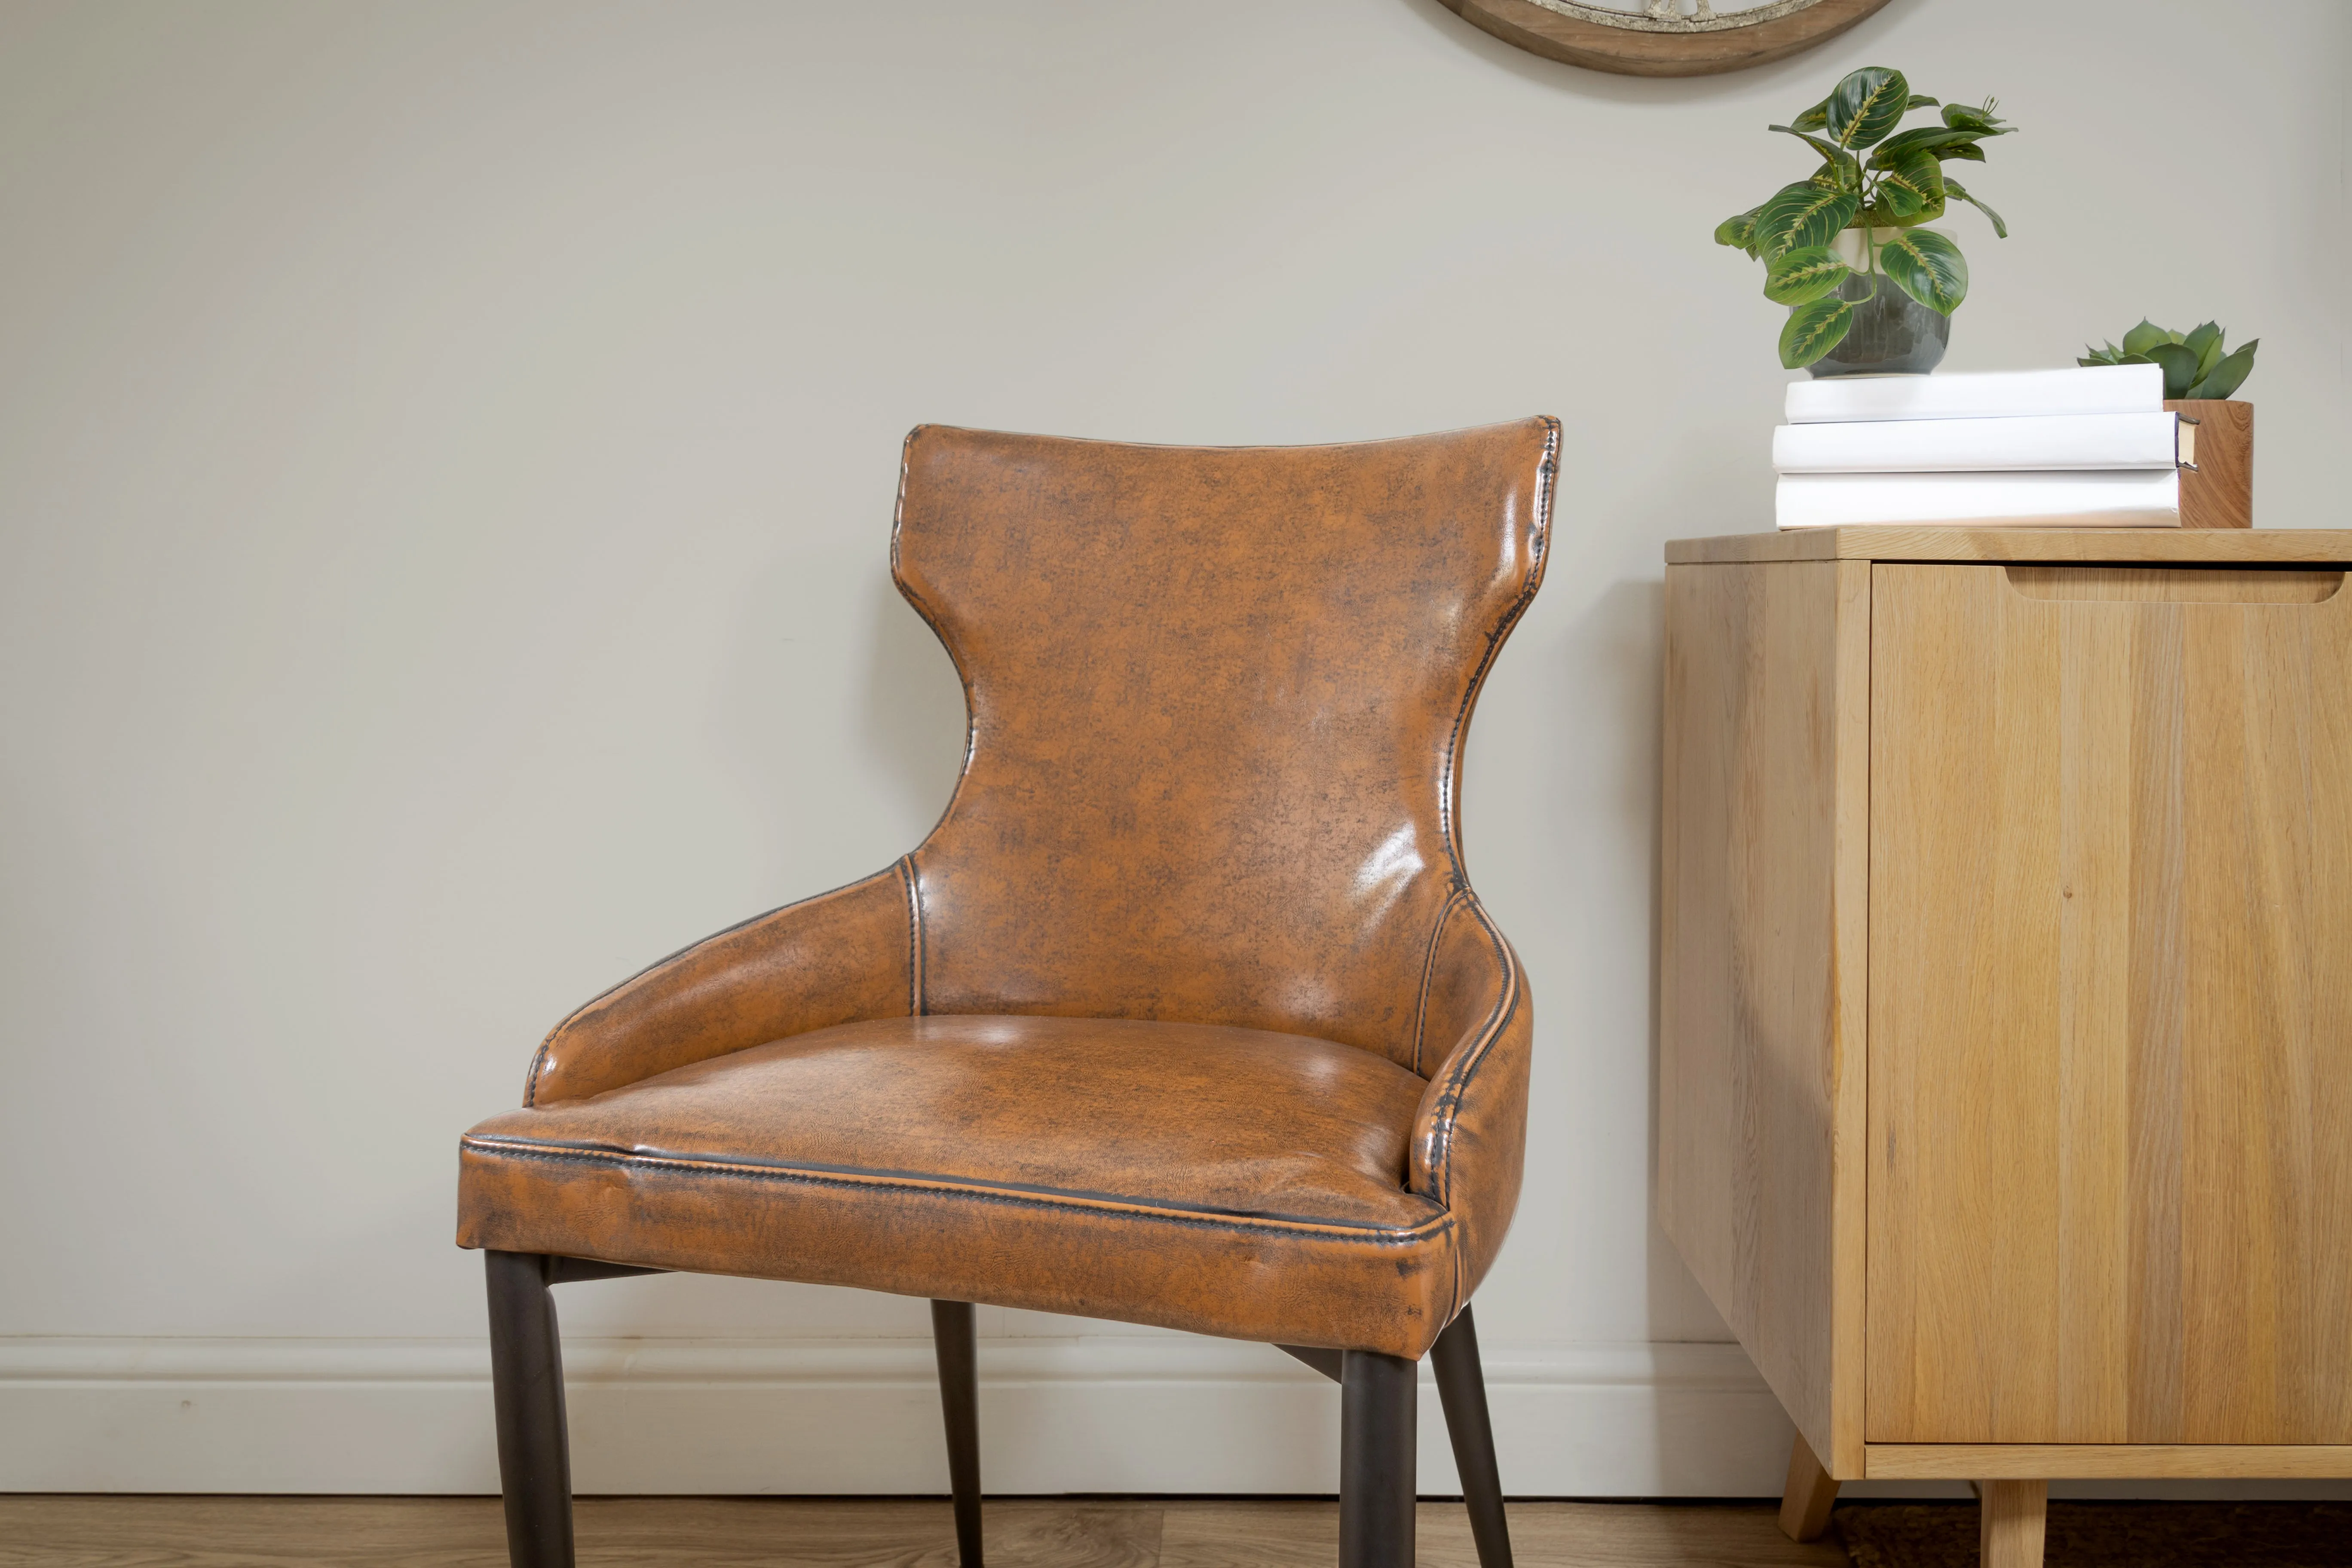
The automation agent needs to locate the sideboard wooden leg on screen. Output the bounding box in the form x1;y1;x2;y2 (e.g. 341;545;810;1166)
1776;1432;1839;1542
1978;1480;2048;1568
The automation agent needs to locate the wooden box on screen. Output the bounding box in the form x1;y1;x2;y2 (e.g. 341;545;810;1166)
1660;527;2352;1567
2167;398;2254;528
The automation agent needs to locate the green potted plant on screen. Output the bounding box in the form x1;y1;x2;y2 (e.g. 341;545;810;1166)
2084;320;2259;527
2079;320;2256;401
1714;67;2016;375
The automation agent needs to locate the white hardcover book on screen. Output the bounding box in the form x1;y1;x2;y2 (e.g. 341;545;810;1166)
1784;364;2164;424
1776;469;2181;530
1773;411;2184;473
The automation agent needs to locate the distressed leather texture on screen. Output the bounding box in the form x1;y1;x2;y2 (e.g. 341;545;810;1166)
458;418;1556;1358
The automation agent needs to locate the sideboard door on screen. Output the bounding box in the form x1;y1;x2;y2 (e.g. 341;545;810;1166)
1866;562;2352;1445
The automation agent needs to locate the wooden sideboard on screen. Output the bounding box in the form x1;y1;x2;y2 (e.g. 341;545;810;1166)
1660;528;2352;1568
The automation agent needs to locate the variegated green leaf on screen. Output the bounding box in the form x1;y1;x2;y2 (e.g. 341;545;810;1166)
1865;189;1946;228
1942;176;2006;238
1873;150;1945;219
1763;245;1853;306
1827;67;1910;151
1715;206;1764;252
1941;99;2011;134
1755;179;1861;262
1871;126;1995;164
1770;125;1860;187
1779;293;1857;369
1906;94;1941;109
1862;195;1944;228
1790;98;1829;132
1878;227;1968;315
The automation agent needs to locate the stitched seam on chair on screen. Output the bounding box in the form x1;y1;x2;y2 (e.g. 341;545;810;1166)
522;869;898;1109
464;1134;1445;1237
909;857;928;1016
521;1033;555;1110
462;1136;1452;1246
894;855;922;1017
1436;929;1514;1333
1432;905;1516;1197
889;426;921;580
1425;897;1519;1211
1409;888;1469;1078
1437;417;1559;888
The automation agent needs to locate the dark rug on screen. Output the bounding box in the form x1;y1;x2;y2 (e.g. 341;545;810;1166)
1836;1502;2352;1567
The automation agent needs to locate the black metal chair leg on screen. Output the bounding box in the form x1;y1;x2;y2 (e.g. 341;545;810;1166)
1432;1305;1513;1568
486;1250;573;1568
931;1299;985;1566
1340;1348;1416;1568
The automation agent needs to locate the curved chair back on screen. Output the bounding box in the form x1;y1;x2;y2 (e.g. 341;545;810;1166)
892;419;1556;1066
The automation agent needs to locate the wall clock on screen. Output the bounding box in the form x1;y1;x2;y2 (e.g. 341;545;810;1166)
1437;0;1896;77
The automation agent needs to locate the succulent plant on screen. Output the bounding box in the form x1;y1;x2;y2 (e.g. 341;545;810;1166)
2079;321;2257;401
1714;67;2016;370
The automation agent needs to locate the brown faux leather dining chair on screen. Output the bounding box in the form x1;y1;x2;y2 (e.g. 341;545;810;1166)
456;416;1556;1568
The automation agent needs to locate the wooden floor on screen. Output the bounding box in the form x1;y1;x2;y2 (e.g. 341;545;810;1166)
0;1496;1853;1567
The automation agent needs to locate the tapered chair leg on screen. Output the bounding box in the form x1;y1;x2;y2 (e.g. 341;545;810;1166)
1431;1305;1512;1568
931;1300;985;1567
1340;1348;1416;1568
486;1250;573;1568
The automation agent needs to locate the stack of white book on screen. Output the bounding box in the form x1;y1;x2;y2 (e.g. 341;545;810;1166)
1774;364;2187;530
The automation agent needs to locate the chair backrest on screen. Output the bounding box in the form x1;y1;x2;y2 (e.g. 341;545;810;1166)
892;418;1555;1069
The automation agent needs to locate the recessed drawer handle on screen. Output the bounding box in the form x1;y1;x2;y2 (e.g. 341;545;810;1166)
2004;565;2344;604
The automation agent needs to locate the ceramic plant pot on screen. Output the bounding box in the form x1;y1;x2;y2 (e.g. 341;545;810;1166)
1804;227;1951;378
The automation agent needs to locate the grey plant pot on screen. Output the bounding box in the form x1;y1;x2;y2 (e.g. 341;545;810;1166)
1806;272;1950;377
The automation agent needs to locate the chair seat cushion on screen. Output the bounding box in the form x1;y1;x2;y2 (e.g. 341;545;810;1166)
457;1015;1462;1356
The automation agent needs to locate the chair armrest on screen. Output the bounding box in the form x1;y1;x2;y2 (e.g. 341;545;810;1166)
523;864;914;1106
1408;893;1532;1306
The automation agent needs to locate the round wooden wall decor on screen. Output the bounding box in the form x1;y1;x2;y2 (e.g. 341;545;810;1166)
1438;0;1896;77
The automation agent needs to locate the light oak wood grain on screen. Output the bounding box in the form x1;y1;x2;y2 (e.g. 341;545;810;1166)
1865;1443;2352;1479
0;1497;1854;1568
2166;399;2254;530
1779;1432;1841;1542
1976;1482;2047;1568
1658;561;1871;1478
1666;551;2352;1564
2005;566;2339;603
1865;563;2352;1445
1665;529;2352;567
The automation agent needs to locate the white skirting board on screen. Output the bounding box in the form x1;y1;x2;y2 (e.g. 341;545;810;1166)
12;1336;2348;1499
0;1335;1792;1496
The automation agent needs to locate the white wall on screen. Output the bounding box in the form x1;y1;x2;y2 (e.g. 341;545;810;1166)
2;0;2346;1495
